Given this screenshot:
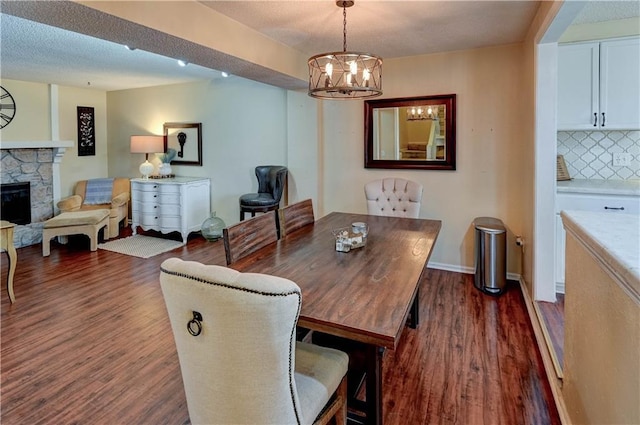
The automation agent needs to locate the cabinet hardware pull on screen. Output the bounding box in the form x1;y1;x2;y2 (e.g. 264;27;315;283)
593;112;597;126
601;112;605;127
604;206;624;211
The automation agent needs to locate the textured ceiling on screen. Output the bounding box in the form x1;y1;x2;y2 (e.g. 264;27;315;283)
0;1;638;92
200;1;541;59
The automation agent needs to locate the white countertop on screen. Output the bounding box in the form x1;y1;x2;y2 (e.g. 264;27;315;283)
561;210;640;301
557;179;640;196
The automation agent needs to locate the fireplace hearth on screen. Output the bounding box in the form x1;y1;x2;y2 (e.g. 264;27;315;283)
1;182;31;225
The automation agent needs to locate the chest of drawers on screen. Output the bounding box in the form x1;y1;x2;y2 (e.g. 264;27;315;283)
131;177;210;244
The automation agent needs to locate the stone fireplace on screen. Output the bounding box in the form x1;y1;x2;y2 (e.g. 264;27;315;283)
0;141;73;248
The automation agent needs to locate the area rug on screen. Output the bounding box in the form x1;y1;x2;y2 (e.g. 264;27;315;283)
98;235;184;259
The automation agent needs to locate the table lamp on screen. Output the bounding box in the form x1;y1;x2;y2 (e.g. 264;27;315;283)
130;135;164;179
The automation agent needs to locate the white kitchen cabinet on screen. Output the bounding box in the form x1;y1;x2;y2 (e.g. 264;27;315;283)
131;177;210;243
555;191;640;291
557;37;640;130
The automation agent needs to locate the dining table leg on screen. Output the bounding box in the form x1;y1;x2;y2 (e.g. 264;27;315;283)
364;344;385;425
408;288;420;328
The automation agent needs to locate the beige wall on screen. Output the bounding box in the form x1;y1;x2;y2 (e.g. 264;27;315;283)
4;43;535;276
58;86;108;196
0;79;51;141
319;44;529;273
107;78;289;225
0;79;108;198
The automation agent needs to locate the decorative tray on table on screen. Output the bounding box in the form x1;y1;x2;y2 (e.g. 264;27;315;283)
332;222;368;252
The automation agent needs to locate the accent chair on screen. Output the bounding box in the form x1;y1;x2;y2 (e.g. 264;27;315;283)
159;258;348;425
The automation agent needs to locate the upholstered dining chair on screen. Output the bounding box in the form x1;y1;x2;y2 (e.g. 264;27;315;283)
223;210;278;265
239;165;288;221
279;199;315;237
364;178;424;218
159;258;348;425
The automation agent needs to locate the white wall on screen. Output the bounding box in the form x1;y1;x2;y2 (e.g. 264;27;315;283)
107;77;289;226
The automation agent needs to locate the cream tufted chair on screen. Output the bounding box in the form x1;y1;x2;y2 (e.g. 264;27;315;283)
160;258;348;425
364;178;423;218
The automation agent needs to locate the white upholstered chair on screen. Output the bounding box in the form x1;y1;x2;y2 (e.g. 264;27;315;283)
364;178;423;218
159;258;348;425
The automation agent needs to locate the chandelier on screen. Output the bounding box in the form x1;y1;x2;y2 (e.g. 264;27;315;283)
308;1;382;99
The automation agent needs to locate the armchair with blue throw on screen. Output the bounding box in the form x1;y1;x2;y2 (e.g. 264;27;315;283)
57;178;130;239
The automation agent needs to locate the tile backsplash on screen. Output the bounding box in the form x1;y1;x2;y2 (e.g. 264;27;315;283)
557;130;640;180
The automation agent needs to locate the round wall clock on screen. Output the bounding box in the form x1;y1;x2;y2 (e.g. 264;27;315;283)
0;86;16;129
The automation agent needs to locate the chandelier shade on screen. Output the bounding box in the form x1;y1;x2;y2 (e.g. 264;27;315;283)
308;51;382;99
308;1;383;99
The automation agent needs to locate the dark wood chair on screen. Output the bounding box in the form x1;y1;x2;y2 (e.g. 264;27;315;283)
222;210;278;265
278;198;315;237
239;166;288;221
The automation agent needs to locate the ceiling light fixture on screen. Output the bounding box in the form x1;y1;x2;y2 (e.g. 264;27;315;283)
177;60;188;67
124;45;136;51
221;71;229;78
308;1;382;99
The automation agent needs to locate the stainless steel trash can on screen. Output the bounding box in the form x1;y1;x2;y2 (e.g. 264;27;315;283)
473;217;507;295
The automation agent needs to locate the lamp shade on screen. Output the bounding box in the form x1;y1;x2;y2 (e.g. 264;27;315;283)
130;135;164;154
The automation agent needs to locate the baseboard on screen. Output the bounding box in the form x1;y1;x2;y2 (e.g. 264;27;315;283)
555;281;565;294
427;261;473;274
427;262;521;282
518;276;570;424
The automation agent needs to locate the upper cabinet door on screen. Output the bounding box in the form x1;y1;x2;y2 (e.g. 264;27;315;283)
557;42;599;130
599;38;640;130
558;37;640;131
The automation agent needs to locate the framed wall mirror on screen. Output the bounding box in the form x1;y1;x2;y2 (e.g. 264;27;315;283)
364;94;456;170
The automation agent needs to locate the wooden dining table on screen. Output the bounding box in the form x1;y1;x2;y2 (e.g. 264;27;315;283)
229;212;441;425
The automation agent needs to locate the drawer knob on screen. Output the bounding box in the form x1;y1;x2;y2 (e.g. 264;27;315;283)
604;206;624;211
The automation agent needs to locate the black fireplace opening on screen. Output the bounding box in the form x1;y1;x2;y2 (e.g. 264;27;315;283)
1;182;32;225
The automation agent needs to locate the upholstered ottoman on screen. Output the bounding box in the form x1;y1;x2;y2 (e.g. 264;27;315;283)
42;209;110;257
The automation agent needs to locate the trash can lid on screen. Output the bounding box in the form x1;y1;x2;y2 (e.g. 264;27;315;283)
473;217;506;233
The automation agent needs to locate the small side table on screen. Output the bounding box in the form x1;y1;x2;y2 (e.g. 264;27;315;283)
0;220;17;303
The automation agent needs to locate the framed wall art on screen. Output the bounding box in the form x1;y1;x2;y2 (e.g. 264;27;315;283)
163;122;202;166
77;106;95;156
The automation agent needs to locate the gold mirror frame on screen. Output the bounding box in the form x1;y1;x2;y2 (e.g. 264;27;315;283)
364;94;456;170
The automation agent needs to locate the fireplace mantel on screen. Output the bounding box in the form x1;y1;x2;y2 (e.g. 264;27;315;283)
1;140;74;150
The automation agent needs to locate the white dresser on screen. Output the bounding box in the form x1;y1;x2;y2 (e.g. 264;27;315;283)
131;177;211;244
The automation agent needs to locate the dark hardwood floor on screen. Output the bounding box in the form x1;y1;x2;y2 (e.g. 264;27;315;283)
537;295;565;368
1;228;559;425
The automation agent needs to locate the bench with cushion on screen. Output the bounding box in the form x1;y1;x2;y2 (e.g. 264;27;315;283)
42;209;109;256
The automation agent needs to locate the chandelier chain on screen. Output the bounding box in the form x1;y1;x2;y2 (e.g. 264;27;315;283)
343;3;347;53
